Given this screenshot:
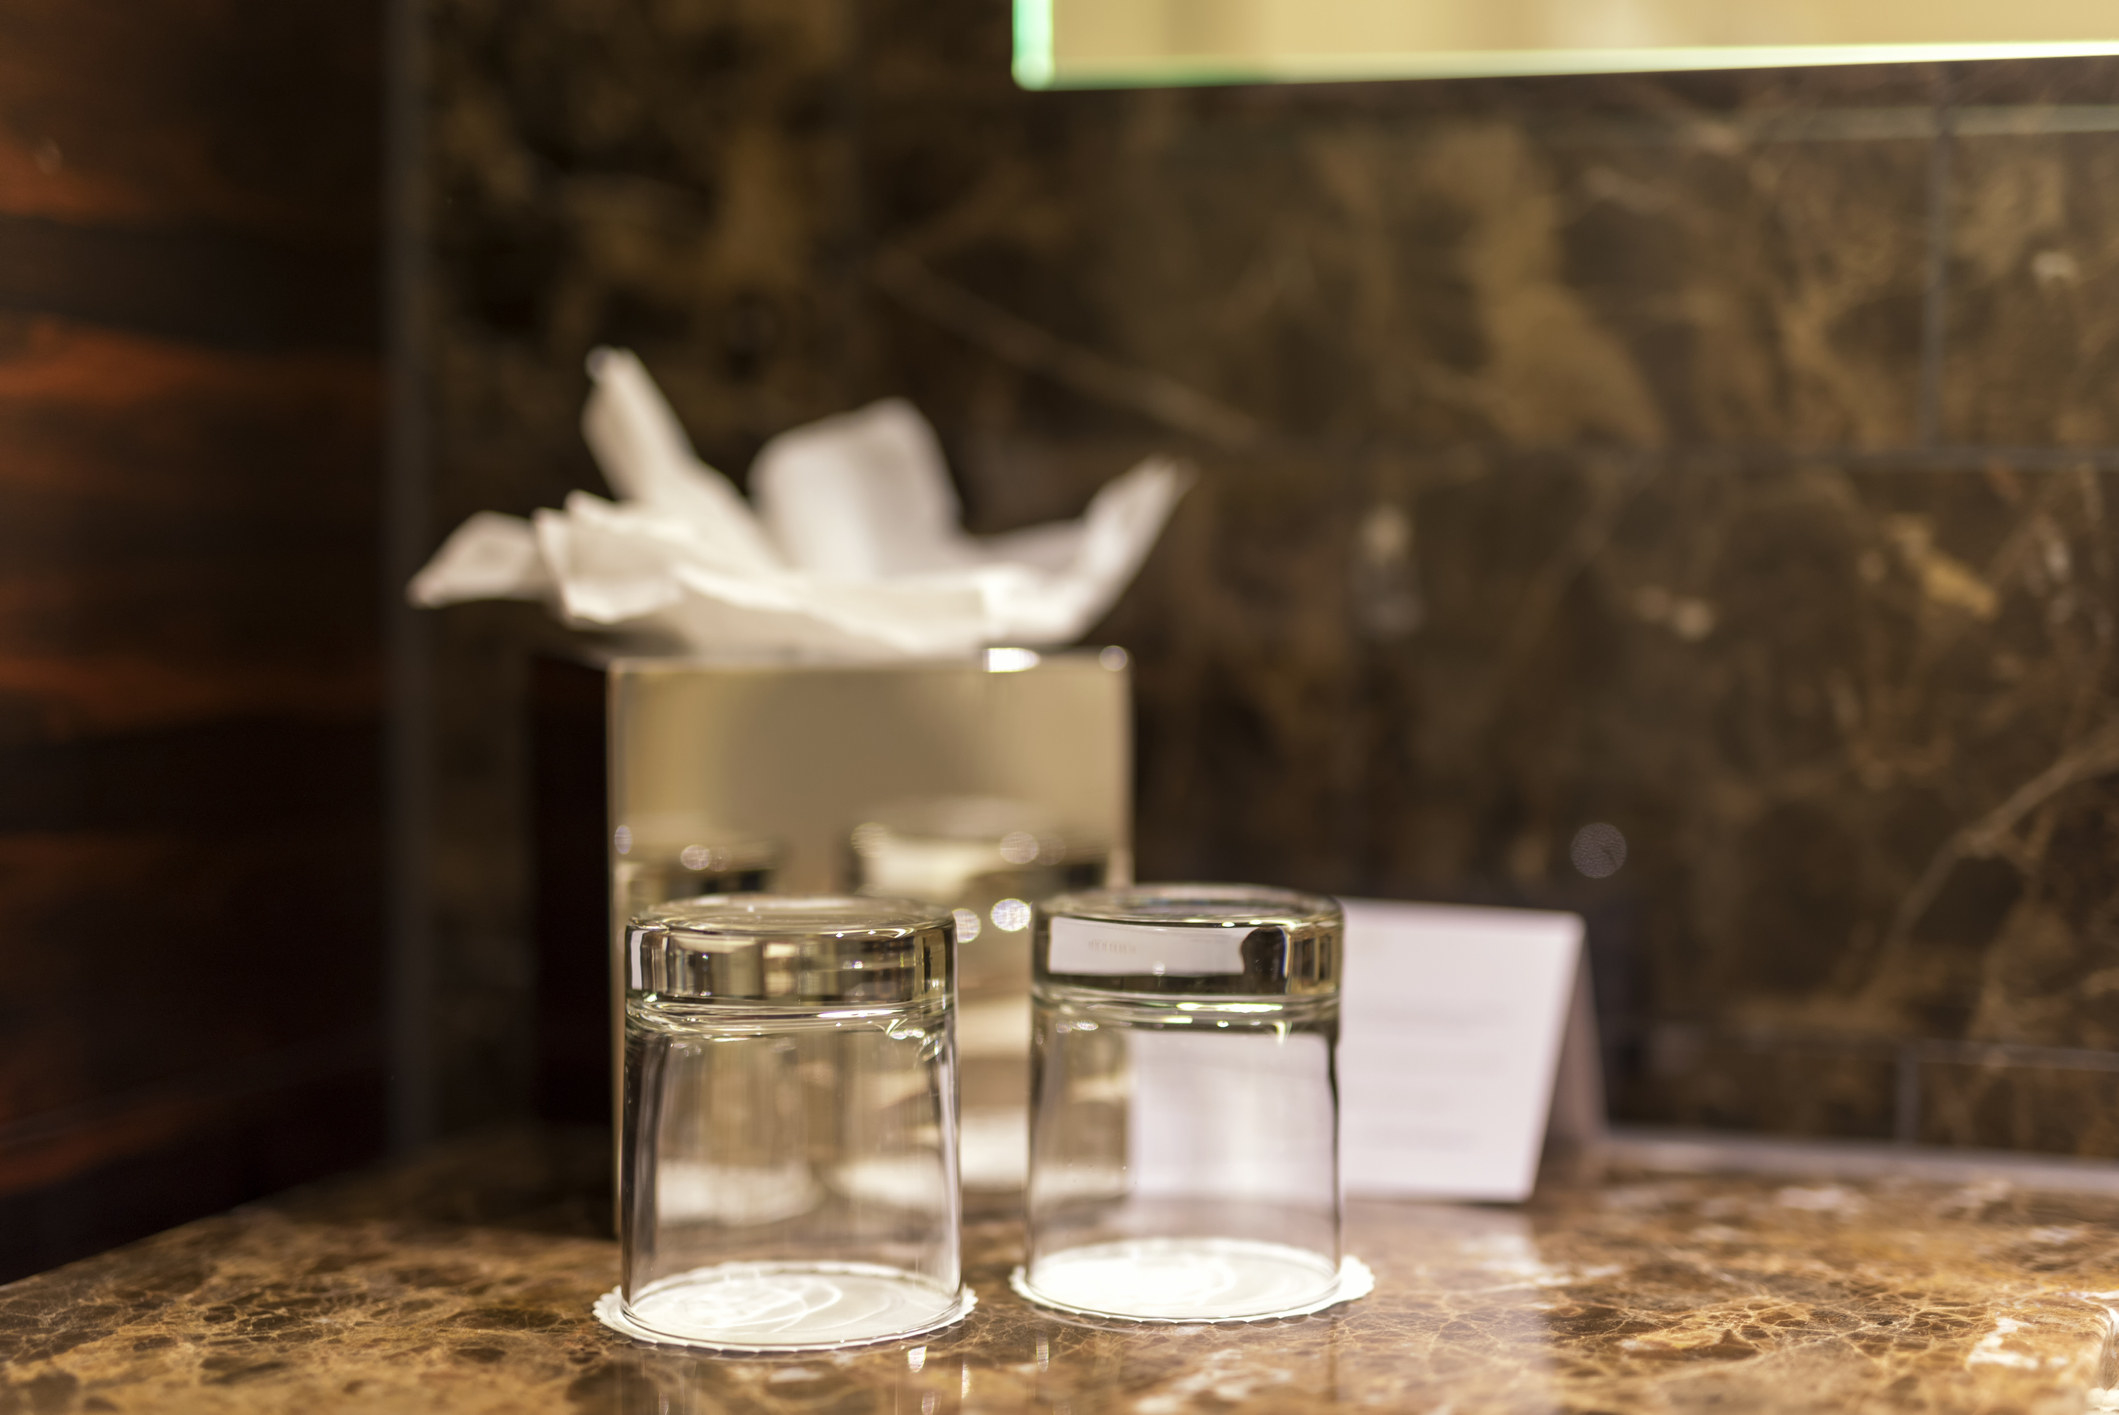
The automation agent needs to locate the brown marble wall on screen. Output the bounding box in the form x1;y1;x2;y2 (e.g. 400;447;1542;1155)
420;0;869;1130
418;0;2119;1153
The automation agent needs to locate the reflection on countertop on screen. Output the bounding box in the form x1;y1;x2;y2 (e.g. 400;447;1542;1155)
3;1127;2116;1413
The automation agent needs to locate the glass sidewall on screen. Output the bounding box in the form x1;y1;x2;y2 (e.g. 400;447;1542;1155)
1026;983;1341;1314
622;994;961;1342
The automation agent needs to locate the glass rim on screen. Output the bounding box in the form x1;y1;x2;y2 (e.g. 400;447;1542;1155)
633;893;953;942
1038;882;1340;930
1033;882;1341;997
629;894;954;1005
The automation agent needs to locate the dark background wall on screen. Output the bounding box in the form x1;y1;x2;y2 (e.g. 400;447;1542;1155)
417;0;2119;1157
4;0;2114;1290
0;2;387;1279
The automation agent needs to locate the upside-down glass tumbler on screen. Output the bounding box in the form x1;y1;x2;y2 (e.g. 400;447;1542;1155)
1021;883;1344;1321
620;895;968;1350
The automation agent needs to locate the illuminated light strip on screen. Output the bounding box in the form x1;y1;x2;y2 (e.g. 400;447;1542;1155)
1013;0;1055;88
1016;41;2119;91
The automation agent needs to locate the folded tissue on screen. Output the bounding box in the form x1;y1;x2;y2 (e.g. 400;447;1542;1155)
408;349;1191;660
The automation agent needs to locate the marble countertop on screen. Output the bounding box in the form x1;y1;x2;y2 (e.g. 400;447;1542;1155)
4;1129;2117;1413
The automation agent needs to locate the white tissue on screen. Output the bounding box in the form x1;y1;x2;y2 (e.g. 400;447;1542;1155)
408;348;1189;660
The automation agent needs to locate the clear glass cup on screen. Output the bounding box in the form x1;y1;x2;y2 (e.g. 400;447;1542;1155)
621;895;969;1350
1021;883;1344;1321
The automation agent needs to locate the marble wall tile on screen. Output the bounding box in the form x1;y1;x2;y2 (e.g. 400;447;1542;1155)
923;434;2119;1148
1638;1037;1902;1139
863;14;1935;453
419;0;2119;1153
1939;61;2119;448
1953;55;2119;106
422;0;868;1130
1097;450;1373;889
1945;129;2119;446
1357;457;2119;1138
427;0;865;497
1069;437;2119;1144
1920;1061;2119;1153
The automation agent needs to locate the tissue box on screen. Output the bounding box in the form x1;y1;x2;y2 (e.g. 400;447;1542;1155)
530;648;1133;1147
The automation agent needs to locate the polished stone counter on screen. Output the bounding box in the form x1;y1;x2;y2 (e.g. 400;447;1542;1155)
4;1129;2117;1413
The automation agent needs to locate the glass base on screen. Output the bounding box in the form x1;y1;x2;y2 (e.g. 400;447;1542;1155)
614;1262;969;1350
1015;1237;1352;1321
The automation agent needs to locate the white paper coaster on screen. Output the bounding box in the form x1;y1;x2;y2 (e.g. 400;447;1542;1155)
594;1262;976;1354
1009;1238;1375;1323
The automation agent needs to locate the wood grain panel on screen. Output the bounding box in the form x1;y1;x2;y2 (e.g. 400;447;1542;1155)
0;0;387;1280
0;218;374;351
0;1068;384;1282
0;0;380;236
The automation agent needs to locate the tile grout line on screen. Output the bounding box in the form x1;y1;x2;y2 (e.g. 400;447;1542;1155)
383;0;437;1153
1917;64;1957;449
1894;1045;1922;1145
1542;103;2119;148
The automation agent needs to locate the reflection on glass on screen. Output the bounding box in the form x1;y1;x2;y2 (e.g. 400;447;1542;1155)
851;797;1111;1192
851;796;1106;993
613;827;780;921
605;825;781;1219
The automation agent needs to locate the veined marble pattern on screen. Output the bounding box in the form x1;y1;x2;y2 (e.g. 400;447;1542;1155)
2;1131;2117;1413
421;0;870;1132
1084;451;2119;1151
417;0;2119;1163
1947;127;2119;446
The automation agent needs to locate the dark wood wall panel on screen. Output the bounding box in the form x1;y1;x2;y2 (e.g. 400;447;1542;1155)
0;0;386;1280
0;2;382;237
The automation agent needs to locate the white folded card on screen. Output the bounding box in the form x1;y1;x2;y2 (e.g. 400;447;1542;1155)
1047;916;1248;975
1127;1029;1336;1203
1338;898;1589;1203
